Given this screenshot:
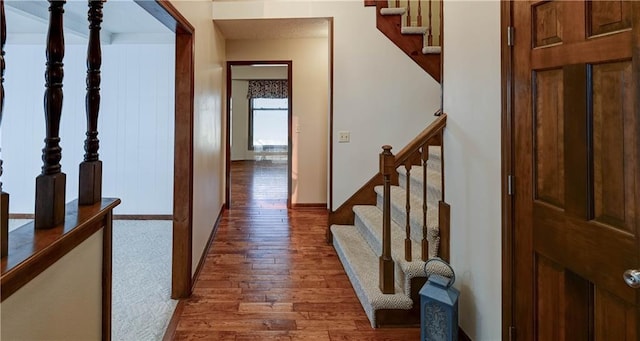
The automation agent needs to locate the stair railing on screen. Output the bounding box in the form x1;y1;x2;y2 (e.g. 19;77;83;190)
2;0;119;293
386;0;441;48
378;113;447;294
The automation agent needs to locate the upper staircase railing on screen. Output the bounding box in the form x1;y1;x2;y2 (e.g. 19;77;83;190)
378;113;447;293
365;0;442;81
387;0;441;50
1;0;119;301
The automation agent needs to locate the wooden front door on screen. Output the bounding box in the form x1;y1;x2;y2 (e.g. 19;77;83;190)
512;1;640;339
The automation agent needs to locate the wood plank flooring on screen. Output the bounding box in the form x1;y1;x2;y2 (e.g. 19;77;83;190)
169;160;420;340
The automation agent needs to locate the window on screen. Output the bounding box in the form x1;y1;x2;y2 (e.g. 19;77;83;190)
249;98;288;151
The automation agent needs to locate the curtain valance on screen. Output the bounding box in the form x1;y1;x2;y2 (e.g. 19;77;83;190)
247;80;288;99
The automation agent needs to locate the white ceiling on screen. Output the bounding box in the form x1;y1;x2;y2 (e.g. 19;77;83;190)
5;2;331;44
5;0;174;45
215;18;330;40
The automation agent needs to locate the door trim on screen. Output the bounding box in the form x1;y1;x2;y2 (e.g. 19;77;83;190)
225;60;294;208
501;0;515;339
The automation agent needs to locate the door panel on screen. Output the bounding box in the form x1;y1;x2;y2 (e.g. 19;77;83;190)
513;1;640;339
534;69;565;208
587;1;632;37
592;61;637;231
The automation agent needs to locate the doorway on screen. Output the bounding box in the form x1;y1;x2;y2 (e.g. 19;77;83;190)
226;61;293;208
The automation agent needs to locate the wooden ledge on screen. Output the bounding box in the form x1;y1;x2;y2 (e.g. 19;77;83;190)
1;198;120;301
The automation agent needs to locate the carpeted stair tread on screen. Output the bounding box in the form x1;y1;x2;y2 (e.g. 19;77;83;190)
401;26;428;35
374;185;439;243
380;7;406;15
331;224;413;328
353;205;444;295
422;46;442;54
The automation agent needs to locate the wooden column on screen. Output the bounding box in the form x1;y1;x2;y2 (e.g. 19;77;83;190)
1;0;9;256
79;0;103;205
35;0;66;230
379;145;395;294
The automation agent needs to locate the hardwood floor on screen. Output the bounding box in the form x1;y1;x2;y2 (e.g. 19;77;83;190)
169;160;420;340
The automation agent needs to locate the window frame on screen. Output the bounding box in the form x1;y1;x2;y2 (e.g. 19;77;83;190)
247;97;289;151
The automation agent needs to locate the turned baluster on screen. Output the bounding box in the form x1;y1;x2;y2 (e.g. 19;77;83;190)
395;0;400;8
1;0;8;257
379;145;395;294
421;145;429;261
35;0;66;230
417;0;423;27
79;0;104;205
404;161;412;262
406;0;412;27
427;0;433;45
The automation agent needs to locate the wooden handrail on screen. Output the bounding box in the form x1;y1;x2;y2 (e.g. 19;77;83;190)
328;114;447;230
394;113;446;167
378;114;446;293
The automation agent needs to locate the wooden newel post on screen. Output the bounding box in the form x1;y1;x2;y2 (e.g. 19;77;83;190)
1;0;8;256
379;145;395;294
79;0;104;205
35;0;66;230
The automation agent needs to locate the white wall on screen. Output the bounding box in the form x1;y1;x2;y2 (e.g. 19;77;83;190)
169;0;227;276
2;43;175;215
231;80;250;160
213;1;442;209
227;38;328;205
1;231;103;340
443;1;502;339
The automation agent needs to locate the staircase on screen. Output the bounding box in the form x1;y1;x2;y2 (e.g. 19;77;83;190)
367;0;442;82
329;115;451;327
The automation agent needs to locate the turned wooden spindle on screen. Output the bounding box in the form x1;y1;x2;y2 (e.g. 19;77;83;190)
427;0;433;46
406;0;412;27
1;0;8;257
379;145;395;294
35;0;66;230
1;0;6;192
417;0;423;27
404;161;412;262
79;0;104;205
420;145;429;261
